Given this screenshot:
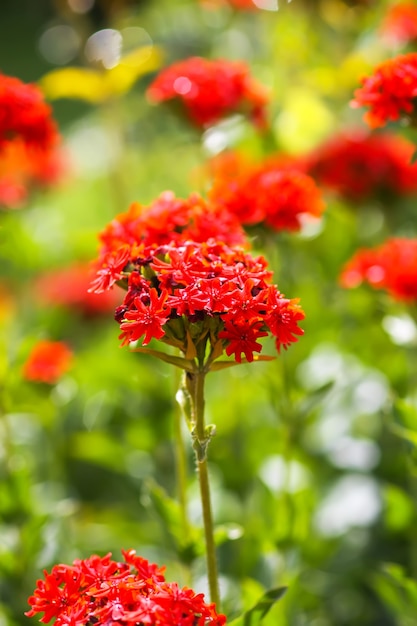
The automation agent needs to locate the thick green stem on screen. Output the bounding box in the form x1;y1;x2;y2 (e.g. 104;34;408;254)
188;370;220;608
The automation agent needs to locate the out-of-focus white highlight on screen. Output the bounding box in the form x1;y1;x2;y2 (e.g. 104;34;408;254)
315;475;381;536
383;314;417;346
85;29;122;70
260;455;311;493
39;25;81;65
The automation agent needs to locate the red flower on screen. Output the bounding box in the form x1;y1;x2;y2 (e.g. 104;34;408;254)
23;340;73;384
119;288;171;346
351;53;417;128
0;140;67;209
0;73;58;150
340;238;417;302
219;320;268;363
303;130;417;201
208;152;325;231
92;239;305;363
89;245;132;294
380;2;417;45
0;73;63;209
35;263;121;316
97;191;245;260
26;550;226;626
147;57;269;129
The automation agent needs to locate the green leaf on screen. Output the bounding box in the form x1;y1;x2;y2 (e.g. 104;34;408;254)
390;422;417;447
228;586;288;626
129;347;196;372
373;563;417;622
209;355;275;372
144;480;204;564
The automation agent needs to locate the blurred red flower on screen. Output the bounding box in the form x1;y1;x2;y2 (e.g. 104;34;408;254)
23;340;73;384
303;130;417;201
380;2;417;45
35;263;121;316
26;549;226;625
0;138;67;209
0;73;64;209
208;151;325;231
351;53;417;128
147;57;269;128
340;238;417;302
0;73;58;150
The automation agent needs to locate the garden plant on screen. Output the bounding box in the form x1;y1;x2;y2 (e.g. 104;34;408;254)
2;1;417;625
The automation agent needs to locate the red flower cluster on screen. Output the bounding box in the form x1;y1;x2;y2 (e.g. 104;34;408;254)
0;138;66;209
91;238;304;364
26;549;226;625
23;340;73;384
0;73;58;150
303;130;417;201
352;53;417;128
96;191;246;262
147;57;269;128
208;152;325;231
380;2;417;45
0;73;63;209
35;263;121;316
340;237;417;302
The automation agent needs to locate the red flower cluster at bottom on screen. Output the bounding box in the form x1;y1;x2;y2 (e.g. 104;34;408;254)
26;550;226;626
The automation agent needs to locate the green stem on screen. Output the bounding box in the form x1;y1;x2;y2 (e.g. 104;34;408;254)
174;374;191;540
188;370;220;608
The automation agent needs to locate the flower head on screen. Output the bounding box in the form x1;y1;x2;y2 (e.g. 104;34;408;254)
208;152;325;232
340;238;417;302
304;130;417;201
147;57;269;129
23;340;73;384
91;238;305;366
91;191;246;294
26;549;226;626
101;191;245;253
351;53;417;128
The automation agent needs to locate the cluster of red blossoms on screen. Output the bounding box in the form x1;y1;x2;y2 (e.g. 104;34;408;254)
208;152;325;231
340;237;417;302
352;52;417;128
0;73;63;208
23;340;73;384
26;549;226;625
147;57;269;129
380;2;417;46
303;130;417;202
89;192;305;364
96;191;246;255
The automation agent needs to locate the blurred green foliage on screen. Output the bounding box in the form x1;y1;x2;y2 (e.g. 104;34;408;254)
2;0;417;624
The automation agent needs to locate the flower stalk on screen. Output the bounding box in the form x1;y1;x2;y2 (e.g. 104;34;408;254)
186;368;220;608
